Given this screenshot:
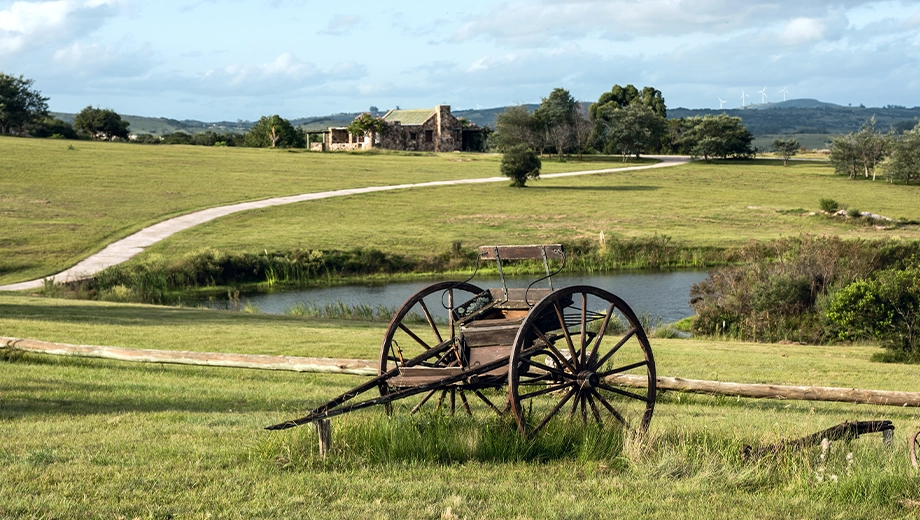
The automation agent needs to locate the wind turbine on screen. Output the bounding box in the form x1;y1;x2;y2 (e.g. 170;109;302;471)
780;86;789;102
740;89;749;108
718;97;726;109
758;86;767;104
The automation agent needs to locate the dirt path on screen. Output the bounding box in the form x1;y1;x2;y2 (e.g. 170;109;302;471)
0;156;689;291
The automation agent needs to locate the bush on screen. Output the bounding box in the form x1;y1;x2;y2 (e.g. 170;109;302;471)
689;236;920;343
847;208;862;218
500;145;541;187
827;264;920;360
819;198;839;213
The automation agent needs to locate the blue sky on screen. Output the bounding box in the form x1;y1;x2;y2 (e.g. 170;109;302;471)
2;0;919;121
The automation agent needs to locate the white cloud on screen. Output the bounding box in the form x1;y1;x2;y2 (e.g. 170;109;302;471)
780;18;828;45
0;0;123;55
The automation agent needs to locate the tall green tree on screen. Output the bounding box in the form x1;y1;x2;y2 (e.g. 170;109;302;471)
680;114;754;161
244;115;305;148
829;118;891;181
883;122;920;184
534;88;577;159
74;106;130;140
0;73;49;135
589;84;666;119
493;105;542;153
597;103;666;160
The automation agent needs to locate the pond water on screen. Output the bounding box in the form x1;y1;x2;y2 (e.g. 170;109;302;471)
215;270;709;323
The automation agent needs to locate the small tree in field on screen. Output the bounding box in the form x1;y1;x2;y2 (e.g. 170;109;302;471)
500;145;541;187
74;106;129;140
772;137;799;166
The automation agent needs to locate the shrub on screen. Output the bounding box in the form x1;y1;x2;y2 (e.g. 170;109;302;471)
500;145;541;187
826;264;920;360
847;208;862;218
819;198;839;213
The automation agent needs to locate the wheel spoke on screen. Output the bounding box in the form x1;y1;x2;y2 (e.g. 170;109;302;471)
553;301;579;368
568;390;581;419
530;387;577;437
579;293;588;365
458;390;473;416
520;358;575;381
398;323;433;351
587;394;603;425
591;389;628;428
517;382;572;401
532;327;576;373
598;360;649;377
593;327;637;370
410;389;437;414
418;299;443;344
586;302;615;366
435;389;448;411
472;390;504;415
597;382;651;403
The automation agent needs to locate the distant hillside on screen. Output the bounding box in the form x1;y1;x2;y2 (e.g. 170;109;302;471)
52;99;920;141
668;101;920;136
51;112;252;135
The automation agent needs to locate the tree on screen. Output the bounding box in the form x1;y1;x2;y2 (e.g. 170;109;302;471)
244;115;305;148
534;87;577;159
0;73;49;135
590;84;667;157
771;138;799;166
589;84;666;119
346;112;389;143
493;105;541;153
572;103;594;160
74;106;130;140
829;118;891;180
597;103;666;160
883;122;920;184
500;145;541;187
680;114;754;161
28;116;76;139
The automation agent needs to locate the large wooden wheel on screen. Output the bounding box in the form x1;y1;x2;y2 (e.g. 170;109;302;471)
379;281;504;415
508;285;656;438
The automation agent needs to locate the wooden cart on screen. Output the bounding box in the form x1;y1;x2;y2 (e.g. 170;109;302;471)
267;244;657;438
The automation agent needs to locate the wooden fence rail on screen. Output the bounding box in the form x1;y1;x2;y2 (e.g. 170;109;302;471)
4;336;920;407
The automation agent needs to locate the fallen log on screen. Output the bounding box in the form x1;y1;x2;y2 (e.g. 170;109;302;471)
605;373;920;407
742;420;894;459
0;336;376;376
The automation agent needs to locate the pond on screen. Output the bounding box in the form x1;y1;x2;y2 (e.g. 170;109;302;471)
213;270;709;323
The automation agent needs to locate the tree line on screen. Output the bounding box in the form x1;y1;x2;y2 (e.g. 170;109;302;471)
491;84;756;162
0;71;315;148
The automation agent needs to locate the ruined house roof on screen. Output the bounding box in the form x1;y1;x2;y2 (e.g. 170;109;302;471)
382;108;436;126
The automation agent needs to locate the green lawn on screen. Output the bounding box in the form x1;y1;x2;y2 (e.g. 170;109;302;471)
2;294;920;518
143;158;920;261
0;137;639;284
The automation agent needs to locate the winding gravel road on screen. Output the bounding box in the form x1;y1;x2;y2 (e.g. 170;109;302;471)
0;156;689;291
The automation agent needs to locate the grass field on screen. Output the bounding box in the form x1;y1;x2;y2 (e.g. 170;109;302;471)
1;137;641;285
3;294;920;518
141;157;920;262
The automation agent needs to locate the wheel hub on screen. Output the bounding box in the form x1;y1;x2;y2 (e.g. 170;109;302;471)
577;370;600;389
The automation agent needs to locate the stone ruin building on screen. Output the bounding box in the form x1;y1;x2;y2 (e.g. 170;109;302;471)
315;105;467;152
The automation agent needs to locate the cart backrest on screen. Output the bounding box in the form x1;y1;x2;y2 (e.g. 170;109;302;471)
478;244;565;261
478;244;565;298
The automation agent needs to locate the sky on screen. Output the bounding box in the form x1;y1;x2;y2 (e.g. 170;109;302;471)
1;0;919;121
